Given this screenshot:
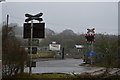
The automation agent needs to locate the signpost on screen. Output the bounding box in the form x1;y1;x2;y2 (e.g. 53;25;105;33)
75;45;84;49
88;52;94;57
49;44;61;51
24;12;45;76
75;45;84;52
88;51;94;64
49;42;64;59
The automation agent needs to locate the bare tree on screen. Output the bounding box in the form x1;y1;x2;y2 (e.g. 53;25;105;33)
2;25;28;76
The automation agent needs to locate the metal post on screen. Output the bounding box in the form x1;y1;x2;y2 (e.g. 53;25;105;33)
24;12;44;75
85;44;88;63
62;48;64;59
91;43;94;65
6;15;9;29
29;20;33;75
87;44;90;64
4;15;9;75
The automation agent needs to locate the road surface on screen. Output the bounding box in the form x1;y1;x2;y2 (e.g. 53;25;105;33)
24;58;101;74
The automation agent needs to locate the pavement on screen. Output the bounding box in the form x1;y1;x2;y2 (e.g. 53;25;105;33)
24;58;106;75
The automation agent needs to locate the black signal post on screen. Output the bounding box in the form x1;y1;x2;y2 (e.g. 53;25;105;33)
24;12;44;76
85;28;95;64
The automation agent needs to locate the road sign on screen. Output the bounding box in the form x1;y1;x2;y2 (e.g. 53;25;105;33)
49;44;61;51
33;23;45;38
75;45;84;49
25;17;43;22
23;23;45;38
88;56;93;60
25;13;43;22
85;35;95;42
28;47;37;54
88;52;94;56
87;28;95;34
25;13;43;18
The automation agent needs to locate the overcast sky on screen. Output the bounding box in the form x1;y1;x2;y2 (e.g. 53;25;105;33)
0;1;118;34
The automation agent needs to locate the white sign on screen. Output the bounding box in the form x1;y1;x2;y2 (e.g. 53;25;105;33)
75;45;84;49
49;44;61;51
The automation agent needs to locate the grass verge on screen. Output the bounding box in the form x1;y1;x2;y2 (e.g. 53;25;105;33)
2;72;120;80
32;52;54;59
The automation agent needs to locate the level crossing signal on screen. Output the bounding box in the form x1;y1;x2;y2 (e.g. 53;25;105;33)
23;12;45;39
25;13;43;22
85;28;95;43
85;34;95;43
23;23;45;38
24;12;44;74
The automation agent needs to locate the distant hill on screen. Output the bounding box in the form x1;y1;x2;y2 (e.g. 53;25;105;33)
45;28;55;36
60;29;76;36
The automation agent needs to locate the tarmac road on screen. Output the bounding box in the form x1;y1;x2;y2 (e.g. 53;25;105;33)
24;58;100;74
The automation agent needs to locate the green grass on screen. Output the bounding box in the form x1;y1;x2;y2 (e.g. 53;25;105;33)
93;59;118;68
3;73;76;80
32;52;54;59
32;73;75;78
3;73;120;80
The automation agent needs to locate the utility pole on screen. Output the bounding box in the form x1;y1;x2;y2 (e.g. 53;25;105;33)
62;48;64;59
7;15;9;28
6;15;9;36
